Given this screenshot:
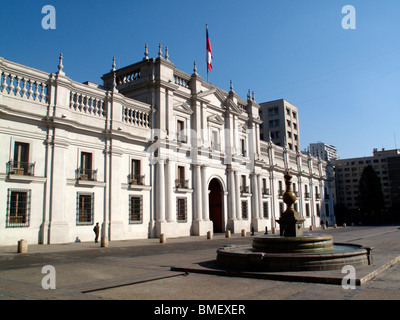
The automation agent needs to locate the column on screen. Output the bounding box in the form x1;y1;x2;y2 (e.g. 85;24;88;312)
251;173;259;220
228;168;236;221
156;160;166;222
193;164;203;222
257;174;263;219
201;165;209;221
166;159;175;222
235;171;241;220
269;174;276;229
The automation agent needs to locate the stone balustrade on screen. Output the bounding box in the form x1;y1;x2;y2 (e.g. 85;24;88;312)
116;68;141;89
0;57;151;131
69;89;106;117
122;101;151;128
0;58;49;104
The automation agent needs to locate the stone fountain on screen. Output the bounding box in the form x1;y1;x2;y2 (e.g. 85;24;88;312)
217;171;373;271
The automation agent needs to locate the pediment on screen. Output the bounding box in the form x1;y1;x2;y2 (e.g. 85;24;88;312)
207;114;224;125
173;101;193;115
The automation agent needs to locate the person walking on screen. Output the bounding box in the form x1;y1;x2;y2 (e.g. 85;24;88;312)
93;222;100;243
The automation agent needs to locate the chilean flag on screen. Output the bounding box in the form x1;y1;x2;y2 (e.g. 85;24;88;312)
206;25;213;72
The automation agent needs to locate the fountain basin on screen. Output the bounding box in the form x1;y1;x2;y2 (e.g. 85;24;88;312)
216;242;372;272
252;234;334;254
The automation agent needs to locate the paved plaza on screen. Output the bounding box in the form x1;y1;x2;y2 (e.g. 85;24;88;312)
0;225;399;301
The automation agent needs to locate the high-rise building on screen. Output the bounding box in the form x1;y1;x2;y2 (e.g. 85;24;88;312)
308;142;338;162
259;99;300;152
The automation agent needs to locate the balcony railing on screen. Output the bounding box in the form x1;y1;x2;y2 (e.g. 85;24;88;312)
304;192;310;199
316;193;321;200
77;168;98;181
240;186;249;194
7;161;35;176
262;188;270;195
129;174;145;186
175;179;189;189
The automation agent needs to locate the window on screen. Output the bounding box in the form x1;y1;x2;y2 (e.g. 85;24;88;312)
211;129;220;151
177;198;187;222
77;193;94;225
129;195;142;223
263;201;269;218
240;175;248;193
262;178;269;195
240;138;246;156
177;120;186;143
278;181;284;196
7;189;31;227
130;159;143;185
268;107;278;116
79;152;96;181
176;166;188;188
315;186;320;199
9;142;34;175
316;203;320;217
292;111;297;119
279;202;285;215
241;200;248;219
305;203;310;217
304;185;310;198
292;183;298;196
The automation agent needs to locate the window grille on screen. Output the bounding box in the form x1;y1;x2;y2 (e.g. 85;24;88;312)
263;201;269;219
6;189;31;227
177;198;187;222
129;195;143;223
241;200;248;219
76;193;94;225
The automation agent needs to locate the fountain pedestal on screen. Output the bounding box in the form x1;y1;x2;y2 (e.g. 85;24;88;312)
276;172;305;237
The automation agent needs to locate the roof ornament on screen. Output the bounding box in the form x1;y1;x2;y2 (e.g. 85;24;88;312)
144;43;149;60
57;53;65;75
158;43;162;58
165;46;169;61
111;56;116;72
193;60;197;74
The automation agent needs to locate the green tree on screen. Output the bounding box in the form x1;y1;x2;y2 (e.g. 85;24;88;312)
358;165;384;222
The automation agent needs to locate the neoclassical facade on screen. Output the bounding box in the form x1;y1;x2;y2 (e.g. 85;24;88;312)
0;47;335;245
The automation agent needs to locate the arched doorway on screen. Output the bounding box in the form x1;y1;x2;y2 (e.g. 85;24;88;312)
209;178;223;233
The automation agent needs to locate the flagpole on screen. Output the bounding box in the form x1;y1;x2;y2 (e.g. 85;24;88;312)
206;24;209;82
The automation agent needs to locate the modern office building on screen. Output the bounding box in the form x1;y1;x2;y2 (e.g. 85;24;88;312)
0;48;335;246
333;148;400;212
259;99;300;152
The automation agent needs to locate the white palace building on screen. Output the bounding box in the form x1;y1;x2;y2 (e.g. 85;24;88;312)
0;46;335;245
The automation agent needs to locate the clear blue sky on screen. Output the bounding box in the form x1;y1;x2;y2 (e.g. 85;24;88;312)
1;0;400;159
